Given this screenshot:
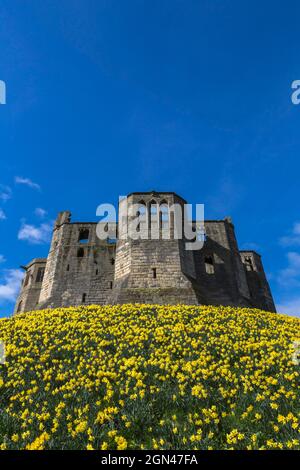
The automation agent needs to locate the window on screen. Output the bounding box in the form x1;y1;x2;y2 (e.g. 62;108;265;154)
137;202;147;234
77;248;84;258
150;201;158;217
160;202;169;233
110;281;113;289
82;293;86;303
150;200;159;237
244;256;254;271
152;267;157;279
78;229;89;244
36;267;45;283
66;264;70;271
95;269;98;275
111;258;115;265
205;256;214;274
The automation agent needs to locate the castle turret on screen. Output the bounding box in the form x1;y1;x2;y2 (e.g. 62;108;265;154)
112;191;201;304
14;258;47;314
39;211;116;308
240;251;276;312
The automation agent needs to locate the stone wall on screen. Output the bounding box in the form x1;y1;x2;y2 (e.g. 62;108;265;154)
14;259;46;314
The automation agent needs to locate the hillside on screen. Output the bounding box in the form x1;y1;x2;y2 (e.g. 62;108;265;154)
0;305;299;450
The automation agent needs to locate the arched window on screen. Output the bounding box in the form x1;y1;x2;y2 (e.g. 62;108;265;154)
205;256;214;274
78;229;89;243
160;202;170;238
77;247;85;258
136;202;147;234
149;200;159;239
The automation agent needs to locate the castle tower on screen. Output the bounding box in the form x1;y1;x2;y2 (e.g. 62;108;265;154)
240;251;275;311
192;218;252;307
14;258;47;314
39;211;116;308
112;191;202;304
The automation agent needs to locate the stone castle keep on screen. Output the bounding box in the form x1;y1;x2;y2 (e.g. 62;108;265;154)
14;191;276;314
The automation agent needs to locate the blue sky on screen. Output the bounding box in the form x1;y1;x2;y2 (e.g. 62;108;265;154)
0;0;300;317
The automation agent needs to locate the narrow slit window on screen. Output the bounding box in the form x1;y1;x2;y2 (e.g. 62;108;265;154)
205;256;214;274
66;264;70;271
82;293;86;303
110;281;113;289
77;248;84;258
152;267;157;279
96;269;98;275
111;258;115;265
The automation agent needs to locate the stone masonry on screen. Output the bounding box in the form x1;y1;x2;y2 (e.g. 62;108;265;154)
14;191;276;314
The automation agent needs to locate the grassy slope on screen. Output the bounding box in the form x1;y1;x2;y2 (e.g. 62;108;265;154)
0;304;299;450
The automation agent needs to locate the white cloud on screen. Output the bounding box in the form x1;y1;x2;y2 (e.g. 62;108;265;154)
276;298;300;317
0;269;23;303
18;222;52;244
0;185;12;202
15;176;41;191
0;208;6;220
34;207;47;218
0;255;6;263
277;252;300;288
279;222;300;247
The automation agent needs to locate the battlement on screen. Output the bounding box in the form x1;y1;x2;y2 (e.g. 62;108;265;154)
14;191;276;314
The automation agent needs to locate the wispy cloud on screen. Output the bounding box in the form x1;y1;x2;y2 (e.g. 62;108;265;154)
0;185;12;202
0;255;6;264
34;207;47;218
0;269;23;303
0;209;6;220
277;251;300;288
18;221;52;244
15;176;41;191
276;298;300;317
279;221;300;247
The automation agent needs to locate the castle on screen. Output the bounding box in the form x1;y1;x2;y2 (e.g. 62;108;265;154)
14;191;276;314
